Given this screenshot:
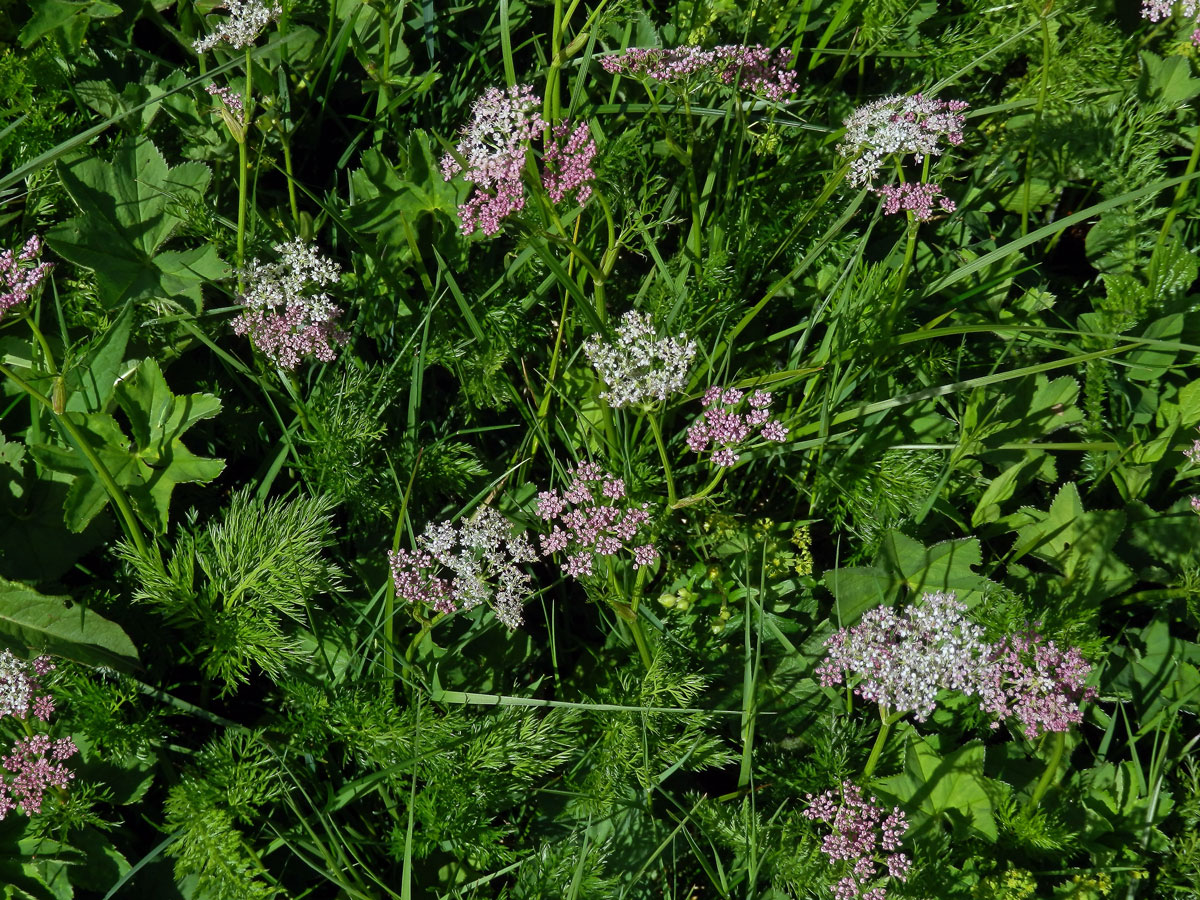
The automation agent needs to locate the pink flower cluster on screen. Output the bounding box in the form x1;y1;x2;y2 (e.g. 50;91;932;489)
685;387;788;467
0;735;77;819
388;507;537;629
601;44;798;101
875;182;955;222
0;653;76;822
804;781;910;900
441;85;596;235
535;463;657;577
1;235;53;321
233;239;348;369
977;630;1098;739
1141;2;1200;47
543;121;598;204
205;82;243;116
818;592;1097;738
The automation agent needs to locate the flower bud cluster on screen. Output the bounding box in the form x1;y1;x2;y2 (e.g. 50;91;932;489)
1;235;53;321
233;239;348;369
193;0;282;52
685;387;788;467
840;94;968;188
601;44;798;101
1141;2;1200;47
389;508;537;629
583;310;696;408
976;630;1098;739
818;592;1097;736
535;463;657;577
803;781;910;900
875;182;955;222
0;653;76;821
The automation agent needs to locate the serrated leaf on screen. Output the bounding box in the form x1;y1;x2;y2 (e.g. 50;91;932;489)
45;138;219;309
879;531;987;606
30;359;224;534
64;302;133;413
825;565;895;625
0;576;139;670
1011;482;1134;607
876;734;1006;841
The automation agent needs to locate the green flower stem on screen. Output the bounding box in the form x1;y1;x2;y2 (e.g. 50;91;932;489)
282;136;300;228
863;708;905;778
1028;730;1067;810
386;447;423;684
237;46;252;291
629;616;653;671
672;467;727;509
405;611;446;663
885;154;929;329
646;413;677;507
0;362;152;561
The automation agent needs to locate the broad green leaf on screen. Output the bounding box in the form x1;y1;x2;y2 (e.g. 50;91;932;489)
879;531;988;607
64;302;133;413
1138;50;1200;105
877;734;1006;841
45;138;221;310
1125;314;1183;382
30;359;224;534
1106;620;1200;730
0;576;139;670
1175;379;1200;427
1011;482;1134;607
825;565;894;626
972;454;1044;528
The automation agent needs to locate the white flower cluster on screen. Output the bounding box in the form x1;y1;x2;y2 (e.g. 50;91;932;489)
839;94;968;187
583;310;696;409
239;238;341;320
817;591;991;721
0;651;36;719
193;0;282;53
420;507;538;630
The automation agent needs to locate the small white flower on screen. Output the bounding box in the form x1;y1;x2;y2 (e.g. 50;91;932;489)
583;310;696;409
193;0;283;53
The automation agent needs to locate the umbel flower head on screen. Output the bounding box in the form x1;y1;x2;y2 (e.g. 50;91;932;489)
1;235;53;321
839;93;968;188
583;310;696;409
534;462;657;577
817;591;992;722
193;0;283;53
233;239;348;369
0;653;77;822
875;182;955;222
388;507;537;629
686;387;788;467
804;781;910;900
441;85;597;235
601;44;798;101
818;592;1097;736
